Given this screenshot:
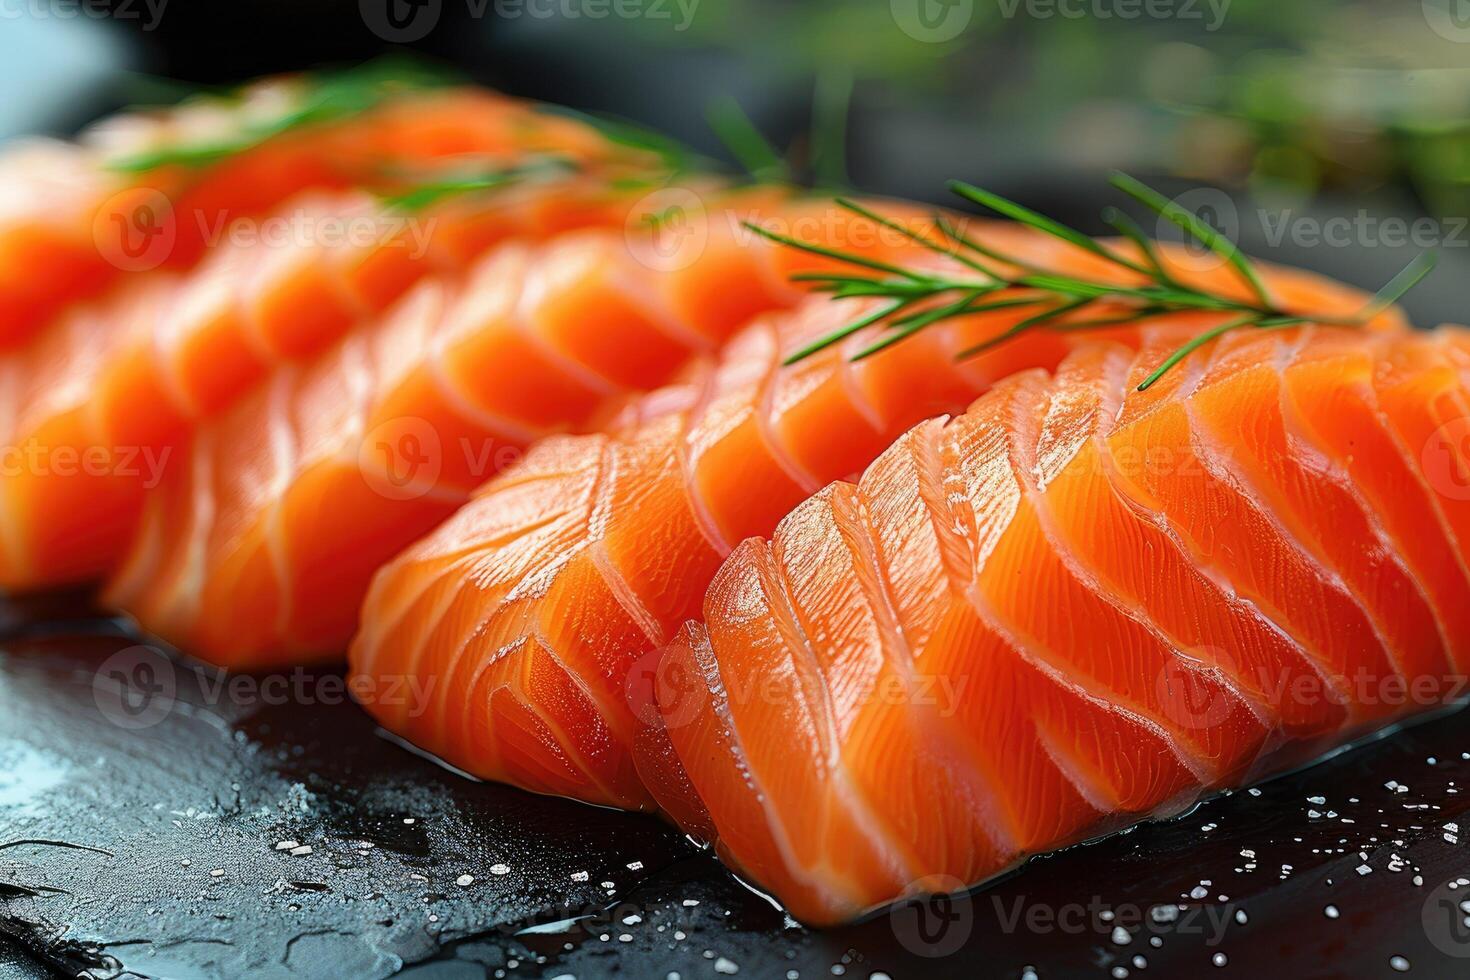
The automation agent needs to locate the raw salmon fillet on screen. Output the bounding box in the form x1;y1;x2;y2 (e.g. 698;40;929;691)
638;322;1470;923
103;197;931;666
0;146;679;591
347;235;1392;811
0;72;649;350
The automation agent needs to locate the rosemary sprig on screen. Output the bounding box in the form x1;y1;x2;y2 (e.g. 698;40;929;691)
706;97;791;185
377;155;582;213
756;176;1438;390
105;58;457;174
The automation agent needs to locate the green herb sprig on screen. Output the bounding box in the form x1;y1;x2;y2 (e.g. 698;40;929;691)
377;155;584;213
752;173;1437;391
105;58;458;175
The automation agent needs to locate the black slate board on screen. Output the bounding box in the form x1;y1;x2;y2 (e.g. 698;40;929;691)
5;600;1470;980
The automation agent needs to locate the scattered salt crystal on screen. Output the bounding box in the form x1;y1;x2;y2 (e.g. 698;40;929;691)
489;864;511;876
1390;955;1410;972
403;818;416;825
627;861;644;871
290;845;313;857
1190;886;1209;900
275;840;299;851
1150;905;1180;923
714;958;739;975
1212;953;1228;967
1235;910;1248;925
1324;905;1340;919
571;871;590;882
209;869;224;878
1307;796;1326;805
1111;926;1131;945
456;875;474;887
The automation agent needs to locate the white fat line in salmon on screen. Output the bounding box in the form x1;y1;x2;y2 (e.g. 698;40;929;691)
192;209;439;260
0;443;172;489
993;0;1231;32
989;895;1237;946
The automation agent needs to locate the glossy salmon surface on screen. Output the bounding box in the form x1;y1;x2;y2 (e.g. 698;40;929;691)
348;235;1393;812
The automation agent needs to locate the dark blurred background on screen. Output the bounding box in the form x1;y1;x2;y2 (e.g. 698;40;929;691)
1;0;1467;318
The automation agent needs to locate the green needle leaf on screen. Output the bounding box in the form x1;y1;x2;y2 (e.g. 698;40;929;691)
756;175;1435;389
1360;251;1438;319
743;222;933;282
954;297;1095;360
1109;171;1273;309
948;180;1150;276
781;298;917;365
706;96;790;184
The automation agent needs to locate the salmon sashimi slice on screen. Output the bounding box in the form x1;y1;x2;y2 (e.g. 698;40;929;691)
641;323;1470;924
0;153;691;592
102;197;935;667
346;236;1391;812
0;71;656;350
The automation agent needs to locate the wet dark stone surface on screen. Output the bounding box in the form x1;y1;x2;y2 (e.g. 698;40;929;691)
4;599;1470;979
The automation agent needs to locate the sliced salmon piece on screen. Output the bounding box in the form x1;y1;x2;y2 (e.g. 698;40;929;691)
0;76;654;350
102;197;933;666
347;238;1391;811
0;154;689;592
641;322;1470;924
